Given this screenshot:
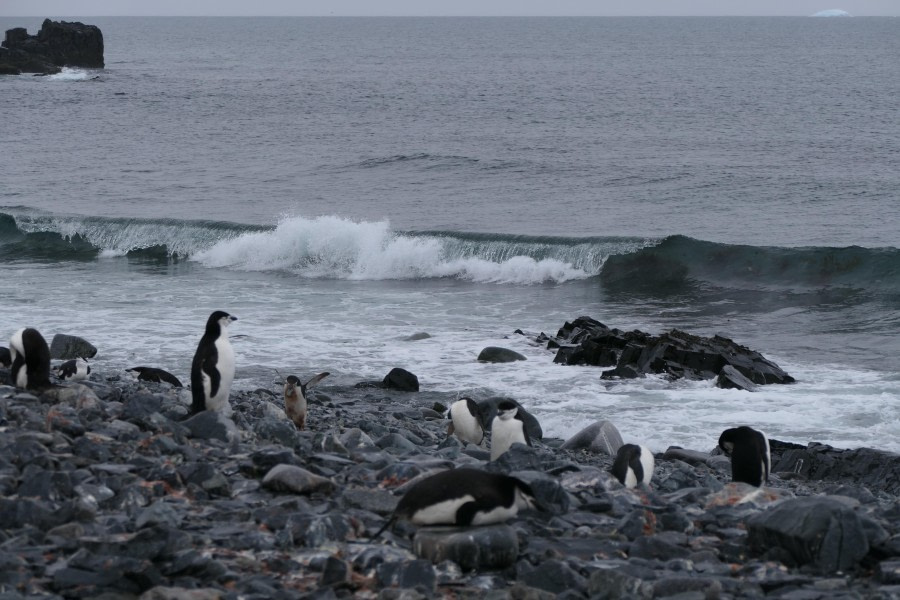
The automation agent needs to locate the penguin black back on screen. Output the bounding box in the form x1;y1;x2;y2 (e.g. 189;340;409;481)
372;467;538;539
610;443;654;488
127;366;183;388
190;310;237;414
9;328;51;390
718;426;770;487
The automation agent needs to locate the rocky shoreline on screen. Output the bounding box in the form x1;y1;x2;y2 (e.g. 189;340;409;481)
1;361;899;599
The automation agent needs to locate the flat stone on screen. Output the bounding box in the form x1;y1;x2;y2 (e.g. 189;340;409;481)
413;525;519;571
747;496;869;573
561;420;624;455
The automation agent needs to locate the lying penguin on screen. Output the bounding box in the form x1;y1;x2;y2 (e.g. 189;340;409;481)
56;358;91;382
371;467;539;539
283;372;330;430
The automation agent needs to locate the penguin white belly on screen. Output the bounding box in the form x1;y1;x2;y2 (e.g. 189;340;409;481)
410;495;476;525
207;337;235;414
451;405;483;446
491;419;525;461
470;504;517;526
624;468;638;488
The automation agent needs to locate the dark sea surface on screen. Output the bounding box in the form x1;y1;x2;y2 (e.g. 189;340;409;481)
1;17;898;451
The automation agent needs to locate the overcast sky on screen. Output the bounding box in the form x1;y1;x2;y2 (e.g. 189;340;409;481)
1;0;897;17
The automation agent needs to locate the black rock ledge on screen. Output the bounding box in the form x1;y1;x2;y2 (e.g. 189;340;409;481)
0;19;104;75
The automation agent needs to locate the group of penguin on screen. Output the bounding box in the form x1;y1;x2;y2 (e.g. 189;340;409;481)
4;310;773;538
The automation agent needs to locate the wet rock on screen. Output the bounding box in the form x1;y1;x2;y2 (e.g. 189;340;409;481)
716;364;759;391
543;316;794;386
477;347;527;363
49;333;98;360
561;420;624;455
747;496;869;573
383;368;420;392
414;525;519;571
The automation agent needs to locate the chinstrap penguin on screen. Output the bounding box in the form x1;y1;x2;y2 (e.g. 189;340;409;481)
9;328;51;390
447;397;485;446
490;399;531;461
283;372;330;430
610;443;655;488
190;311;237;415
371;467;539;539
718;426;770;487
127;366;183;387
56;358;90;382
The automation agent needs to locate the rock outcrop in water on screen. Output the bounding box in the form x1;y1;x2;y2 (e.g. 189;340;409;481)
0;357;898;598
539;316;795;390
0;19;104;75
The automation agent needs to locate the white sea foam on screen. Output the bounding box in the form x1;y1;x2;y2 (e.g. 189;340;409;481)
192;215;591;284
47;68;94;81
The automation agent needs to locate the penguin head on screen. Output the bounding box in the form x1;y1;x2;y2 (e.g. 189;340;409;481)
284;375;301;393
495;400;519;421
206;311;237;331
512;479;543;513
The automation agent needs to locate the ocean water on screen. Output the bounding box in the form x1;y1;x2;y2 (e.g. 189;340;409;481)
1;16;898;453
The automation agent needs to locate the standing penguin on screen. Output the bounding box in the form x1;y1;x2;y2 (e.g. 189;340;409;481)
447;397;485;446
718;426;770;487
8;328;51;390
56;358;91;382
190;311;237;415
283;372;330;430
610;443;655;488
371;467;539;539
490;400;532;461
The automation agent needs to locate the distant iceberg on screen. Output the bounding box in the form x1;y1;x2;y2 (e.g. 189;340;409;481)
812;9;852;17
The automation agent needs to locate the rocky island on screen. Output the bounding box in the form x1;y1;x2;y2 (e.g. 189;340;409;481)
0;19;103;75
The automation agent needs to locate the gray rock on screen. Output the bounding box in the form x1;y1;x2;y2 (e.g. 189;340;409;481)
561;420;624;455
477;347;527;363
50;333;98;359
376;558;436;593
747;496;869;573
518;559;587;594
716;364;759;391
182;410;237;443
588;567;650;599
140;587;224;600
413;525;519;571
262;464;335;495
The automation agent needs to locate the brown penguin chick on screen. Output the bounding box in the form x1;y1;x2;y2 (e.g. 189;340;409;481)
283;372;330;430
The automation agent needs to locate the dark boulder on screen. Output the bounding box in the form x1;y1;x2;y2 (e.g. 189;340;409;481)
747;496;869;573
543;316;794;388
773;443;900;496
477;346;527;363
1;19;104;75
383;367;419;392
50;333;98;360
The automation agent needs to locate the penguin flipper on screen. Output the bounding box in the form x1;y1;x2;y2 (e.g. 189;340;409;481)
369;515;397;541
